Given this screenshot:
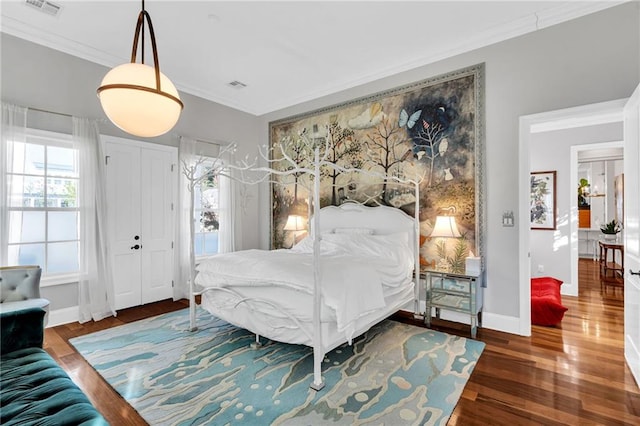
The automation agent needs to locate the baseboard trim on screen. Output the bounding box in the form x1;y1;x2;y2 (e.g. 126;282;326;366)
482;312;524;335
400;308;523;335
47;306;79;328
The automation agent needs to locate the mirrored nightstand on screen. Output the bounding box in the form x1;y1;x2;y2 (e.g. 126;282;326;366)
422;269;484;338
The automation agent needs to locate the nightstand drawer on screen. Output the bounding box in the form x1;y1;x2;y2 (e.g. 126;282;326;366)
431;293;470;310
432;277;471;293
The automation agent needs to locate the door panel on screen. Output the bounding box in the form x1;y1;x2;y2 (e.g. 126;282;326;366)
140;148;175;304
624;84;640;385
105;142;141;310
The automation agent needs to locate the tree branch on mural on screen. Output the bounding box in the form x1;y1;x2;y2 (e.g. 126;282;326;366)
320;122;363;205
364;115;413;203
413;119;446;187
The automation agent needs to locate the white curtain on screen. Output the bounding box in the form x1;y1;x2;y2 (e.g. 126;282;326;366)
176;136;197;300
73;117;116;322
218;148;235;254
0;103;27;266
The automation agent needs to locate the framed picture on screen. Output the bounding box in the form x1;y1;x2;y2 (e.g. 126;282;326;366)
269;64;485;266
530;171;557;230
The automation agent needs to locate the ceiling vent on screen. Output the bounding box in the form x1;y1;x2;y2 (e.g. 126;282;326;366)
24;0;62;17
228;80;247;89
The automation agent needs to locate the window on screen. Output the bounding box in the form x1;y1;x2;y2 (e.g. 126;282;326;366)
193;162;220;257
6;129;79;277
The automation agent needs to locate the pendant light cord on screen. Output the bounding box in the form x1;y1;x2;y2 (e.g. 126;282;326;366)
129;0;162;92
141;0;145;65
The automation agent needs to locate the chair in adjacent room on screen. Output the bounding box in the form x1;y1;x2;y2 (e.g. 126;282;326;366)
0;265;49;324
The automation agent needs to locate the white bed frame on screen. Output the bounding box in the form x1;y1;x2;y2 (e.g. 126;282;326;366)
188;147;421;390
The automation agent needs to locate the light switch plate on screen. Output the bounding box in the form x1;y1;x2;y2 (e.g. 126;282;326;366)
502;210;515;227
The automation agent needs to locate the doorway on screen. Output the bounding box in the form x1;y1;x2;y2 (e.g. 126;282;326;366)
518;99;626;336
571;142;624;296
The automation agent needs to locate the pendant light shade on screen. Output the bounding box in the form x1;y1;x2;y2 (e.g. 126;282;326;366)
97;1;183;138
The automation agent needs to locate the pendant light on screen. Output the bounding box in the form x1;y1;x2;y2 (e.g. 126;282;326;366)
97;0;183;138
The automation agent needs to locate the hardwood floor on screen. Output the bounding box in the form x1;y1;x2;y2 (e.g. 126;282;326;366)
44;260;639;425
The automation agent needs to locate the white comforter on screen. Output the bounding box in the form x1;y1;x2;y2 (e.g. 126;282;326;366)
195;232;413;340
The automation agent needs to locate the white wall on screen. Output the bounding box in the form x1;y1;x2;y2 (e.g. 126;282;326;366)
530;122;623;287
259;3;639;329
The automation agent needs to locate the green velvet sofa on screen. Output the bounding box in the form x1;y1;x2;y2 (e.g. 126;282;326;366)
0;307;108;426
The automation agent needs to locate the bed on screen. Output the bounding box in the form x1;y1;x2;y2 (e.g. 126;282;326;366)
191;202;419;390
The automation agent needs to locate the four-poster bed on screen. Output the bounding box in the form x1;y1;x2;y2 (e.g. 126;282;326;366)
185;146;422;391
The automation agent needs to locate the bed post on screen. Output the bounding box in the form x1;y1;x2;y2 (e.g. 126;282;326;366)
413;180;421;318
310;147;325;391
189;278;197;331
189;175;197;332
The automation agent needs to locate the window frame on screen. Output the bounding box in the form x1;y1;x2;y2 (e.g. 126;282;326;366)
6;128;80;287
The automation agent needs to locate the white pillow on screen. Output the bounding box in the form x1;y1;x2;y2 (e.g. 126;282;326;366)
334;227;374;235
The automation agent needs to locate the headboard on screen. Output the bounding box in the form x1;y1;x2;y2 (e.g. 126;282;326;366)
316;203;417;258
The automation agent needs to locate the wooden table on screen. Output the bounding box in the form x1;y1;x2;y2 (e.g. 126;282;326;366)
598;240;624;291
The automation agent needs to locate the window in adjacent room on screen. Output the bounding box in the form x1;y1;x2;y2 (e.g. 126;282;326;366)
6;129;80;278
193;161;221;258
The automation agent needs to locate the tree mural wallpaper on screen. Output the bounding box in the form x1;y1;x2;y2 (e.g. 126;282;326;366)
269;64;485;268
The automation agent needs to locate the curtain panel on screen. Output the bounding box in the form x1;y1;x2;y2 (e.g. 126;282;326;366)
73;117;116;322
0;103;27;266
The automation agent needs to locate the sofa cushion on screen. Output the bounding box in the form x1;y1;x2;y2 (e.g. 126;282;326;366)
0;347;108;426
531;277;568;326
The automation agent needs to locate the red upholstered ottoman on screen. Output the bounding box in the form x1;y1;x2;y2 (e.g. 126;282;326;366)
531;277;568;326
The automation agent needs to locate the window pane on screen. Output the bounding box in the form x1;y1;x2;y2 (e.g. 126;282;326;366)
201;210;219;231
48;242;79;273
48;211;78;241
47;145;78;177
204;231;219;255
202;187;219;209
9;175;44;207
194;233;204;257
9;211;45;243
11;142;44;175
46;177;77;208
8;244;45;267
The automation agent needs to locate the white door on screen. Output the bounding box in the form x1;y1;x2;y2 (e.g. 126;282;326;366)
140;148;175;304
105;142;142;309
624;83;640;385
104;137;176;310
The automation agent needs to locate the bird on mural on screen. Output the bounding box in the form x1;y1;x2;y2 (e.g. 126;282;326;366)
439;138;449;155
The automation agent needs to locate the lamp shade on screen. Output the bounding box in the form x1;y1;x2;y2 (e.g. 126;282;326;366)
98;63;182;137
284;215;307;231
430;215;461;238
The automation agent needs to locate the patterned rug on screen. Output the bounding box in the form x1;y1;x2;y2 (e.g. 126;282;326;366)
70;308;485;425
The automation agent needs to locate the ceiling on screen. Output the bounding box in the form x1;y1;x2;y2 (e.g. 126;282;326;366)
0;1;624;116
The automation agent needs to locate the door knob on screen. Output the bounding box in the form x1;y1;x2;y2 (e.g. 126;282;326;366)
134;235;140;240
131;244;140;250
631;270;640;276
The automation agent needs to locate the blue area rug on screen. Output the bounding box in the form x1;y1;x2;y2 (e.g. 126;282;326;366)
70;308;484;425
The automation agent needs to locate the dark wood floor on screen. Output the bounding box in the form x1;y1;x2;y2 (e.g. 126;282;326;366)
44;259;639;425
